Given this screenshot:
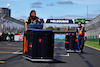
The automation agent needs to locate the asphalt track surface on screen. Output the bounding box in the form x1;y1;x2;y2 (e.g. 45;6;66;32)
0;41;100;67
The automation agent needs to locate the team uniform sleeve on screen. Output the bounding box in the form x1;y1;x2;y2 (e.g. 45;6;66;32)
26;19;28;24
38;19;41;24
25;17;31;25
84;27;86;32
36;17;41;24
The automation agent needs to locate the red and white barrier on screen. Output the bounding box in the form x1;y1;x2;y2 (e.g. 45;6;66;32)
14;33;23;41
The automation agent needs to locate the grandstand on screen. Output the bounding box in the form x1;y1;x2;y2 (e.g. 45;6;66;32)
85;14;100;39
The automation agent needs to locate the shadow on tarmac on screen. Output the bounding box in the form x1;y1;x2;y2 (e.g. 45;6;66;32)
81;52;95;55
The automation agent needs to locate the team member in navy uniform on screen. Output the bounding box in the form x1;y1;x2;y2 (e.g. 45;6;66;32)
76;22;87;53
99;33;100;45
26;10;41;24
25;10;41;31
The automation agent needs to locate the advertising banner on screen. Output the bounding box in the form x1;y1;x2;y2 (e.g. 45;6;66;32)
40;19;86;24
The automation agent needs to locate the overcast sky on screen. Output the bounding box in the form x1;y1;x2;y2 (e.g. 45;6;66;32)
0;0;100;20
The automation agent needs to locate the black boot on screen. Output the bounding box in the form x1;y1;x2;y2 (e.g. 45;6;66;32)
81;50;83;53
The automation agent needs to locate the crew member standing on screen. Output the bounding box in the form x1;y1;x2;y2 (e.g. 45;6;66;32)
99;33;100;45
76;22;87;53
25;10;44;31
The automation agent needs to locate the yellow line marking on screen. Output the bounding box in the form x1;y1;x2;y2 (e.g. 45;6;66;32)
0;47;22;49
0;45;22;46
0;51;13;53
0;61;5;63
85;44;100;51
0;51;23;54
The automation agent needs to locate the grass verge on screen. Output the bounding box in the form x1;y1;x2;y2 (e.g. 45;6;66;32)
85;41;100;49
54;39;65;41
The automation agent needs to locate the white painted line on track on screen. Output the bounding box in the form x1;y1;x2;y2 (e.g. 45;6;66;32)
54;53;69;57
12;52;23;54
12;50;23;54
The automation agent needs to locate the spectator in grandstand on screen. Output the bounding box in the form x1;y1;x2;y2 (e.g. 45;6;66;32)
76;22;87;53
